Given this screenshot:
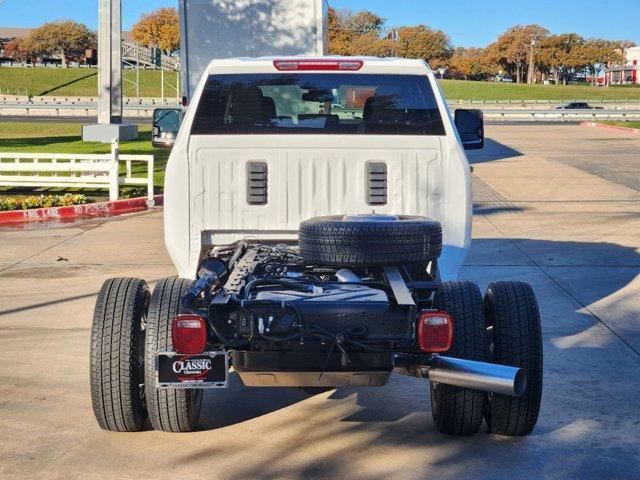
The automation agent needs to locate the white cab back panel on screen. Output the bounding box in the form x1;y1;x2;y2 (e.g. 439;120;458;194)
188;136;444;243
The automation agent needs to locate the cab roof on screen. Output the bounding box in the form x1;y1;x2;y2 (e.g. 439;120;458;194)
205;56;433;76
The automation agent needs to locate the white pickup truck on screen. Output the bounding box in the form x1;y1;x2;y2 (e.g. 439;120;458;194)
90;57;542;437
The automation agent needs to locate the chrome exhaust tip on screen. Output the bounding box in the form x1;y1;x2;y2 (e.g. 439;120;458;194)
394;355;526;397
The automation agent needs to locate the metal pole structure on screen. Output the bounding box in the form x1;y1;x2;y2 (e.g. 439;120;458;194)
135;45;140;100
528;39;536;85
83;0;138;142
99;0;121;124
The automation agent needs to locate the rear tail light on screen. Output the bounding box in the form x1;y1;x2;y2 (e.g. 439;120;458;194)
172;315;207;354
273;59;363;71
418;311;453;353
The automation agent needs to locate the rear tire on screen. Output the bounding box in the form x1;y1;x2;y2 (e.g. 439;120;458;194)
90;278;150;432
430;281;487;435
145;278;203;432
484;281;543;436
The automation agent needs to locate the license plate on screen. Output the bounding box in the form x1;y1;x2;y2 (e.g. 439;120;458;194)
156;351;228;389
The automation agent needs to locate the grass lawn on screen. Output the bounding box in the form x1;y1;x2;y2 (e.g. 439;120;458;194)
439;80;640;101
0;67;179;98
1;67;640;100
0;122;170;201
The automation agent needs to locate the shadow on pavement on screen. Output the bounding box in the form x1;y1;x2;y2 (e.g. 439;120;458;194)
197;374;309;430
467;138;523;164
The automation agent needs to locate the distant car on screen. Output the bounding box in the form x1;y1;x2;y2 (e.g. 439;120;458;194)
494;75;514;83
556;102;603;110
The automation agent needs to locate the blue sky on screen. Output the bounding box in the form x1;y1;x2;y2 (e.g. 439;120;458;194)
0;0;638;48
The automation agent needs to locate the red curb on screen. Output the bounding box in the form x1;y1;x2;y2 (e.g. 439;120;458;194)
580;121;640;135
0;195;164;225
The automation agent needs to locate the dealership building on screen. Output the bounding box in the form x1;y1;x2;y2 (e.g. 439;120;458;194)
604;46;640;85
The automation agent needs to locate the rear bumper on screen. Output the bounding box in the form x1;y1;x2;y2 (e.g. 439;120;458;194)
232;349;393;387
236;370;391;387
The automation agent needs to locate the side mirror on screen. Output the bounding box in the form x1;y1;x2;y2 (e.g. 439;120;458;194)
152;108;182;149
455;109;484;150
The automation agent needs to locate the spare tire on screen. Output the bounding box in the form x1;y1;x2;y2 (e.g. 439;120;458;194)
299;214;442;267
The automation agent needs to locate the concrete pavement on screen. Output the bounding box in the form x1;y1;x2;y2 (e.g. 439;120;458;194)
0;124;639;479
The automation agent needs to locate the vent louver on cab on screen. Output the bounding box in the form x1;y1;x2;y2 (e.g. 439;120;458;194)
366;162;387;205
247;162;268;205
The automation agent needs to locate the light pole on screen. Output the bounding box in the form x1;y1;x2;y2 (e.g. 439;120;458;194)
83;0;138;142
528;39;536;85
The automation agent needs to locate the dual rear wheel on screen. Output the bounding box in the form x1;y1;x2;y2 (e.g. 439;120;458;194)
431;280;543;436
90;277;543;435
90;277;202;432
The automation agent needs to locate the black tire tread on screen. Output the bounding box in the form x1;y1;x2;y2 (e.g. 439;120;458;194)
299;216;442;266
90;277;149;432
145;277;201;432
484;281;543;436
431;281;487;436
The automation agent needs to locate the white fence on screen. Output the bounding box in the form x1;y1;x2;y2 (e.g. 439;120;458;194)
0;142;155;203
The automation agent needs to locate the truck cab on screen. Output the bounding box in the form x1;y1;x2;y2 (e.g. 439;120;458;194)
165;57;483;281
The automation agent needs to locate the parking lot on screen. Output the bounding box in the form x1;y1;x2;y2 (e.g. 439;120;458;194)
1;124;639;479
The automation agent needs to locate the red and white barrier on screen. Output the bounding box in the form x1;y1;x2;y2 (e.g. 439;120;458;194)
0;195;163;225
581;121;640;135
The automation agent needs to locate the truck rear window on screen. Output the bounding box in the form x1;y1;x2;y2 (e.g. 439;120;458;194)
191;74;445;135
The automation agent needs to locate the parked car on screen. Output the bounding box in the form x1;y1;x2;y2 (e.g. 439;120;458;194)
494;75;514;83
556;102;604;109
91;57;543;438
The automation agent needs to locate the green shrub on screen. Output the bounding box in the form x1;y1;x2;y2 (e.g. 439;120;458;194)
0;193;88;211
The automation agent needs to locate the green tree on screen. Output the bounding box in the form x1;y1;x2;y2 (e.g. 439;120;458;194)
22;20;96;67
341;9;385;37
132;7;180;53
328;7;351;55
328;9;390;57
449;47;496;80
492;25;549;83
577;39;623;85
349;33;397;57
3;38;25;62
397;26;453;67
537;33;584;84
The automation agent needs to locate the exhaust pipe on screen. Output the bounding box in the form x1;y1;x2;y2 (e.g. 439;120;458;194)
394;355;526;397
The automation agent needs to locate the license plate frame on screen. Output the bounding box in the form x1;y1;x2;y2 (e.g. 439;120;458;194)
156;351;229;389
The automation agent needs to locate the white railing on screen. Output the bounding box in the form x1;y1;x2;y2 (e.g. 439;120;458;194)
122;42;180;71
0;142;154;204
